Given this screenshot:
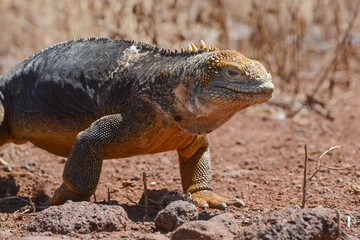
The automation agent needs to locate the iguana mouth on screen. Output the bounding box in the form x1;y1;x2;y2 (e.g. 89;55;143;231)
219;84;274;95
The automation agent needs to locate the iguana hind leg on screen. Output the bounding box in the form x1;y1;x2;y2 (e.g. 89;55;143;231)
177;135;244;210
48;114;129;205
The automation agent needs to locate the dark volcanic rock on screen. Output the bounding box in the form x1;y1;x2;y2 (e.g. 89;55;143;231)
28;201;130;234
135;233;170;240
19;237;64;240
171;213;239;240
236;206;341;240
155;200;198;231
0;177;19;197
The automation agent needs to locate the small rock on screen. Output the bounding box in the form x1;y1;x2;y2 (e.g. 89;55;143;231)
159;190;187;207
235;139;246;145
2;165;12;172
131;174;141;181
122;180;136;188
135;233;169;240
28;201;130;234
139;189;170;206
19;237;63;240
228;184;236;191
171;213;239;240
0;157;8;166
236;206;342;239
0;178;19;197
160;156;170;164
171;221;227;240
334;178;343;184
20;164;32;171
28;162;36;166
155;200;198;231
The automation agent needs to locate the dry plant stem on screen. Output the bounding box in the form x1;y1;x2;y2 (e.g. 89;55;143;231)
143;172;148;221
336;208;341;237
124;192;138;205
29;197;35;213
310;1;360;98
302;144;308;209
0;196;31;204
107;187;111;202
309;145;358;180
318;145;342;159
347;180;360;193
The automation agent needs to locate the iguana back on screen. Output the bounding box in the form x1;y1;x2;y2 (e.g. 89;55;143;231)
0;39;167;155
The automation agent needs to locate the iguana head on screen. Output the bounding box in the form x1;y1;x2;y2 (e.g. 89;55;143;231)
169;42;274;134
140;41;273;134
199;49;273;107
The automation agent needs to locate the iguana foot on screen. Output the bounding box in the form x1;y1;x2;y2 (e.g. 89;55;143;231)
47;183;91;205
189;190;244;210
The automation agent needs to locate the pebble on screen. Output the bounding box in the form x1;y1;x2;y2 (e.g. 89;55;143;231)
131;174;141;181
160;156;170;164
0;157;8;166
20;164;32;171
2;165;12;172
122;181;136;187
228;184;236;191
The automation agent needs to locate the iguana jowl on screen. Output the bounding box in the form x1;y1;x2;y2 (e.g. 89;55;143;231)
0;38;274;209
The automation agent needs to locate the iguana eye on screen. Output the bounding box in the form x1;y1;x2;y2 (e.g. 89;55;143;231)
224;67;241;79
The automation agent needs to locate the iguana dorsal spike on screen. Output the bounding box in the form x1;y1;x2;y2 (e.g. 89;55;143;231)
200;40;207;49
210;45;219;51
190;43;198;52
187;44;193;52
180;46;185;53
160;48;166;54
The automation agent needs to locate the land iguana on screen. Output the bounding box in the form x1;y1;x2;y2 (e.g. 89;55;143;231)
0;38;274;209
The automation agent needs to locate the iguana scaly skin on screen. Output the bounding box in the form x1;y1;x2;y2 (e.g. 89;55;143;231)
0;38;273;209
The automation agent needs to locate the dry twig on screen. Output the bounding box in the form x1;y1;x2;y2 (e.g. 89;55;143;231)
347;180;360;193
309;145;358;180
0;196;30;204
301;144;308;209
142;172;148;222
145;162;171;188
335;208;341;237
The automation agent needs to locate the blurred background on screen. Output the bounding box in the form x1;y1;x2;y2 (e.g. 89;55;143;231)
0;0;359;117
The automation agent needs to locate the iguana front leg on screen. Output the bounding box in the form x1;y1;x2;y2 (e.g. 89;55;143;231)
177;135;244;210
48;114;132;205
